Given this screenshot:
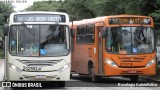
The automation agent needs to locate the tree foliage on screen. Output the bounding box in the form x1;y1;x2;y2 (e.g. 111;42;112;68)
25;0;160;21
58;0;158;20
0;2;14;37
25;1;62;11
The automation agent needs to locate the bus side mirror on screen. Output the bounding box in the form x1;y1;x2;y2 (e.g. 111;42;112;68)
102;27;107;38
3;24;9;36
71;29;75;38
154;29;158;47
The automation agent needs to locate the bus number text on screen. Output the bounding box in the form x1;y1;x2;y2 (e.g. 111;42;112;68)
23;66;41;71
121;62;133;67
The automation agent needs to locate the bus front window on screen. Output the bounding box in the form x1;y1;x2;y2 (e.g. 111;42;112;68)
40;25;69;56
106;27;154;54
9;25;69;56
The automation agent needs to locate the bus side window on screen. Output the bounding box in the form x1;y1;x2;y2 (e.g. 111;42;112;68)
85;25;95;43
76;26;85;44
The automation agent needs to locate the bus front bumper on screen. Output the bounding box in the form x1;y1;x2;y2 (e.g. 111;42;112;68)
6;67;70;81
104;63;156;76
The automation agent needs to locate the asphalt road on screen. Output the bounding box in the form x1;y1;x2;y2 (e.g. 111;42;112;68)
0;75;160;90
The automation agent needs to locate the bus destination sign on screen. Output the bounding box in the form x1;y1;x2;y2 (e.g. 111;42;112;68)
109;17;151;25
14;14;66;22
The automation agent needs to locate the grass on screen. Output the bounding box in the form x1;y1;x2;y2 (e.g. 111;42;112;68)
0;49;4;59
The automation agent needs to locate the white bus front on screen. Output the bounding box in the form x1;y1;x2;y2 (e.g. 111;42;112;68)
5;12;71;85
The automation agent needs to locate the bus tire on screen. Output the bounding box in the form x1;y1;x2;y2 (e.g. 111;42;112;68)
89;64;97;82
130;75;138;82
58;81;65;87
70;74;73;78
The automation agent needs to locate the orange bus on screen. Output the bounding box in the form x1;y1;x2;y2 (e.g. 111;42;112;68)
70;15;156;82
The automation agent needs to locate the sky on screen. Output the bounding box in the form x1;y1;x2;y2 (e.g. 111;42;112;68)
1;0;62;11
12;0;36;11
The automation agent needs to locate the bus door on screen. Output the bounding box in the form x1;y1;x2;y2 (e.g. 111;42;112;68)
71;28;75;72
97;27;103;74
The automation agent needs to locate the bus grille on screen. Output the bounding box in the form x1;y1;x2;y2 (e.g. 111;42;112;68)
17;59;63;66
118;56;146;62
23;75;57;79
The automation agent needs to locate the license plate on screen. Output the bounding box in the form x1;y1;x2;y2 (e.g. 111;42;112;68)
36;75;46;79
128;70;137;73
121;62;133;67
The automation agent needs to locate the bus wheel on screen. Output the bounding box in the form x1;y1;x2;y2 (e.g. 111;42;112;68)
58;81;65;87
130;75;139;82
89;65;97;82
70;74;73;78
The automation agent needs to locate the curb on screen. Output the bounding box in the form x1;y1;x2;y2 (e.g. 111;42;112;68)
140;77;160;83
0;59;4;81
0;59;4;68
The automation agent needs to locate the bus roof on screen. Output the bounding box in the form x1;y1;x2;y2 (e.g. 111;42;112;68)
70;15;152;26
70;16;106;26
11;11;68;16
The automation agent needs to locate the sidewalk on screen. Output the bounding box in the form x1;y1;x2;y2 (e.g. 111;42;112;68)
0;59;4;67
0;59;4;81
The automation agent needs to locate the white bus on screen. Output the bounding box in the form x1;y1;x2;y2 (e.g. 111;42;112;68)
4;11;71;87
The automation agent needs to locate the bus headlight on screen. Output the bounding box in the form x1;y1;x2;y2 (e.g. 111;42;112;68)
9;64;22;73
58;63;70;73
105;59;118;68
146;59;155;67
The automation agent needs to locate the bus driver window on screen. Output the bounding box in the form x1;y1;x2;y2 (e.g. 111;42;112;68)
106;27;121;53
134;27;146;46
40;25;66;49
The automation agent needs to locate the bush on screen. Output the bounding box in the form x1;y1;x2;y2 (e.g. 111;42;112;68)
0;49;4;59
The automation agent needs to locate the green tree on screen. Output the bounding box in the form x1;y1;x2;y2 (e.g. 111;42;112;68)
60;0;158;20
0;2;14;37
125;0;156;15
60;0;95;20
25;1;62;11
25;0;159;21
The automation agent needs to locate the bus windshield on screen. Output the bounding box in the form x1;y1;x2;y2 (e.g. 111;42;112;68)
105;26;154;54
9;24;70;56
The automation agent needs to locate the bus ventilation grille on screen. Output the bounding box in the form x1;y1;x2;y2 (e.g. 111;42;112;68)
17;59;63;66
118;56;146;62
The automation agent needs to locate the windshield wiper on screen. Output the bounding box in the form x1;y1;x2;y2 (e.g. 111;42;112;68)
21;22;35;36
